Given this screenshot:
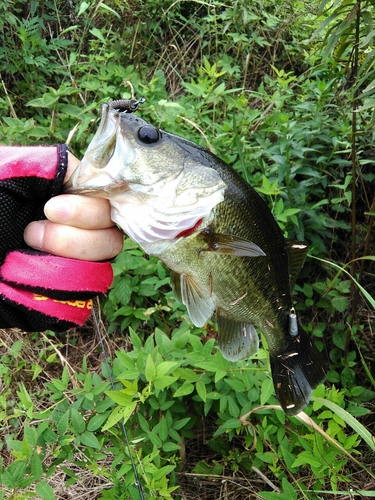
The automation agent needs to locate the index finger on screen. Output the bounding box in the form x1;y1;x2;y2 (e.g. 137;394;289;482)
45;194;116;230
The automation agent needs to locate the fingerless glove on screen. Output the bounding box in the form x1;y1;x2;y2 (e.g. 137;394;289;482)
0;145;113;331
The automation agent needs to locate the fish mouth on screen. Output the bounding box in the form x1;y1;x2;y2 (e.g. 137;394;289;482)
63;103;130;196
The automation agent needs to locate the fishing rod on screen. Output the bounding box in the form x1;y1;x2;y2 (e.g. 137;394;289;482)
92;307;146;500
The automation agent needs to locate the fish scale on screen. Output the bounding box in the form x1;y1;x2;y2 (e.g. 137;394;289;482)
65;102;328;415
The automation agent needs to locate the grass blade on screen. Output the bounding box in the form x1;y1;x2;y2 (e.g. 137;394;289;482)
312;397;375;451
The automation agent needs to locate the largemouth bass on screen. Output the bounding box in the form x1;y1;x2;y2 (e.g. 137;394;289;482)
65;102;327;415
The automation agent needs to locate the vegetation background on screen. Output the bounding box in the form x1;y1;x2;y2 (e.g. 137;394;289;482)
0;0;375;498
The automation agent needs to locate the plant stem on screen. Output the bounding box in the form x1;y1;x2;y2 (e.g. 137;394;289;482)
347;0;362;355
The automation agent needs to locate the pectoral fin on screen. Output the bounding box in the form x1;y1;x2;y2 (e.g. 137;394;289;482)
170;270;182;303
202;229;266;257
171;271;215;327
217;314;259;362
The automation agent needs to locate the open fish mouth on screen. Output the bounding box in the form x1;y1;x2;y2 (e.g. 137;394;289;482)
64;103;132;196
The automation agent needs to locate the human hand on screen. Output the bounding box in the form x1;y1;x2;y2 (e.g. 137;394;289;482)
0;145;114;331
24;152;124;261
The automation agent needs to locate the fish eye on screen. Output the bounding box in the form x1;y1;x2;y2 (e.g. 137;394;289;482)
138;125;161;144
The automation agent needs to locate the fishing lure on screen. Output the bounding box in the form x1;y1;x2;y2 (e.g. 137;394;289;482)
108;98;146;113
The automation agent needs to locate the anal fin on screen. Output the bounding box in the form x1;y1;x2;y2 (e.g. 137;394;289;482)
217;314;259;362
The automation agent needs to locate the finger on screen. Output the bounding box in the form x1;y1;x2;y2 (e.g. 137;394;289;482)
45;194;115;230
24;220;123;261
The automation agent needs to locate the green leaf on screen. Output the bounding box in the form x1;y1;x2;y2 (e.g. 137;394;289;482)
27;126;49;138
36;481;56;500
80;431;101;449
1;470;16;489
145;355;156;382
8;460;27;482
137;412;150;432
196;380;207;402
147;430;162;448
24;423;37;447
256;452;278;464
154;375;178;390
313;398;375;451
115;278;132;305
173;382;195;398
77;1;90;16
153;465;176;481
102;402;137;431
129;328;142;349
225;377;245;392
59;104;85;118
30;453;43;481
57;409;70;435
281;477;297;498
157;417;169;442
98;2;122;19
260;493;290;500
101;406;125;431
292;451;322;468
227;395;240;418
70;407;86;434
156;361;180;376
89;27;106;44
162;442;181;452
331;295;348;312
87;412;109;432
196;360;221;372
105;390;133;406
279;445;298;472
220;418;241;430
173;417;191;430
27;94;59;108
261;377;274;406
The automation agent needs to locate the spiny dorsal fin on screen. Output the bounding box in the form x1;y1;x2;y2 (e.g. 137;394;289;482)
173;272;215;327
286;239;308;291
217;313;259;362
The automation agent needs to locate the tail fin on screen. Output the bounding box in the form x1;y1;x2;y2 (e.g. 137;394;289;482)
270;330;327;415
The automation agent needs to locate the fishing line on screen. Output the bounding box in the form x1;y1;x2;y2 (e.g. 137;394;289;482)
92;307;146;500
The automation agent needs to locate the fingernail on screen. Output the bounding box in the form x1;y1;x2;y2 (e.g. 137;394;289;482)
24;221;46;250
44;197;71;223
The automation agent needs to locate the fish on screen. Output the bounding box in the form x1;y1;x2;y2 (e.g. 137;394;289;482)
65;102;327;415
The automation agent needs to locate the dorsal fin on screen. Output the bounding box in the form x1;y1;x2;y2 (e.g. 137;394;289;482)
286;240;308;291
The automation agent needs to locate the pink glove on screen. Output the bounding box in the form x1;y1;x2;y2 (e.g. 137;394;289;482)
0;145;113;331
